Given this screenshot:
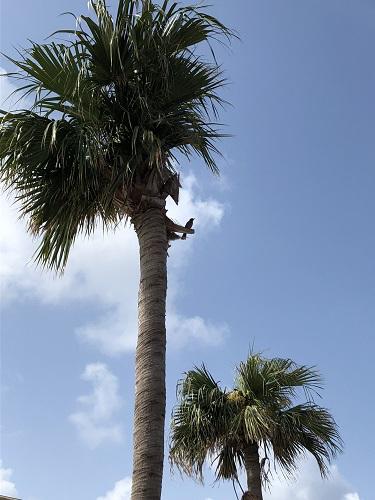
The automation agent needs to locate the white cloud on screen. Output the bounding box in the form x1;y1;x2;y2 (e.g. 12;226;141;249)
97;477;132;500
69;363;123;448
0;463;18;497
168;314;228;349
264;459;360;500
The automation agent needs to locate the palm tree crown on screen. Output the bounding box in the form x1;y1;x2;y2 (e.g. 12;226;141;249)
0;0;232;269
170;354;342;495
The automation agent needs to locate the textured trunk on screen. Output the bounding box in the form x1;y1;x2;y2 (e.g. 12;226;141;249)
242;444;263;500
131;205;168;500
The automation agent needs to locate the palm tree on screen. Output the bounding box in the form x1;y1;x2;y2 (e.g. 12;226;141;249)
170;354;342;500
0;1;233;498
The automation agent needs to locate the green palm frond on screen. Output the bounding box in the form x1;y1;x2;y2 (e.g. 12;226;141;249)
235;354;322;408
5;42;97;118
267;358;322;397
236;404;273;444
0;109;115;269
213;440;243;481
272;403;342;478
171;366;233;481
179;365;220;397
0;0;233;270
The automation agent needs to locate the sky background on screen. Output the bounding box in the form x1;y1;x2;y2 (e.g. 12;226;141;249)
0;1;374;499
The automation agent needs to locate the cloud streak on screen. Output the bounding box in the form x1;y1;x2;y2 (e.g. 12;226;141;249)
69;363;123;448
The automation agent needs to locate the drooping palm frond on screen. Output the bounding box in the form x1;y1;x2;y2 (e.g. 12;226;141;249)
170;366;232;480
170;354;342;490
0;109;115;269
213;440;244;481
0;0;234;270
271;403;342;478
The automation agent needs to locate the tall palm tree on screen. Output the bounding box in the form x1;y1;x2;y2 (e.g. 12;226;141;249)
170;354;342;500
0;1;233;498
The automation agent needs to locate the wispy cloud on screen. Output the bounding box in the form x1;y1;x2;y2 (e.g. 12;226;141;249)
167;313;228;349
69;363;123;448
97;477;132;500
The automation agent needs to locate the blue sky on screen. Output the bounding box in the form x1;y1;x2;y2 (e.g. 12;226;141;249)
0;1;374;499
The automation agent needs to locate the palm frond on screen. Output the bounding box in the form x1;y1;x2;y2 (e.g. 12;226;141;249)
271;403;342;478
5;42;99;120
170;366;231;481
266;358;322;395
0;110;118;269
234;404;273;444
235;354;322;407
213;441;243;481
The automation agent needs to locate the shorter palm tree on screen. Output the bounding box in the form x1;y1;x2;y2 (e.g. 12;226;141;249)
170;353;342;500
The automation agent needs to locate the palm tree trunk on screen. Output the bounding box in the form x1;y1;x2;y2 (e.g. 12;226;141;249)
242;444;263;500
131;205;168;500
